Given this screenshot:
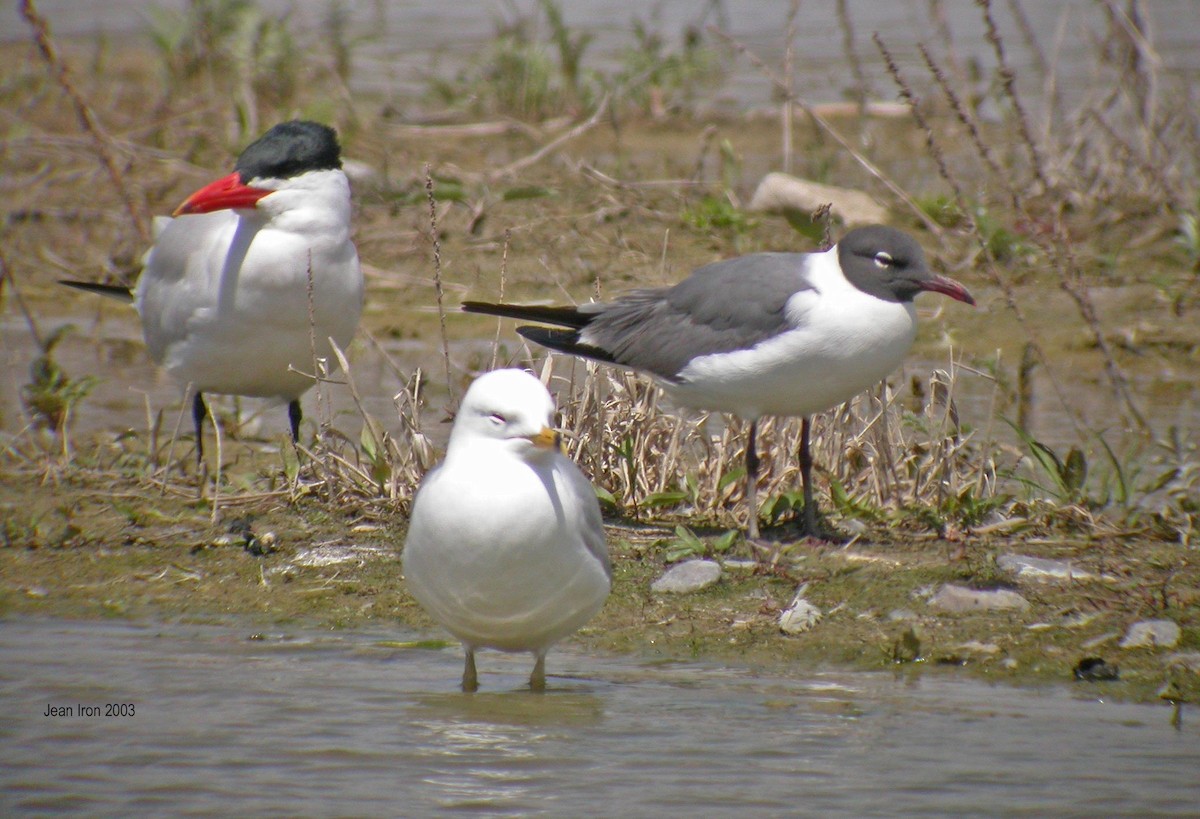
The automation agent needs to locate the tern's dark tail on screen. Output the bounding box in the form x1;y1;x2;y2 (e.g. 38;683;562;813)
461;300;591;329
514;326;617;366
59;280;135;305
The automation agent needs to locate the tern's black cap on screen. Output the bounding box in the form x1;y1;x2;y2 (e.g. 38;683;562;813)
234;120;342;181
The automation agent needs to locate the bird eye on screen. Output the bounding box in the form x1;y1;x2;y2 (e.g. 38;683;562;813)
874;251;894;268
487;412;507;427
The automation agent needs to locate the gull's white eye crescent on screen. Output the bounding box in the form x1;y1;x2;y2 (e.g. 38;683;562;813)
487;412;507;427
874;251;894;268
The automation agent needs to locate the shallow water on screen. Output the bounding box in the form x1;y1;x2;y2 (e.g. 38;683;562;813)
2;618;1197;816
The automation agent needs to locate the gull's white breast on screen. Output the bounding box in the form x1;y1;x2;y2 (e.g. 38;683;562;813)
403;448;610;652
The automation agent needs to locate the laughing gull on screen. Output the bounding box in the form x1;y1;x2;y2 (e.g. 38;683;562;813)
403;369;611;692
462;225;974;540
62;121;363;464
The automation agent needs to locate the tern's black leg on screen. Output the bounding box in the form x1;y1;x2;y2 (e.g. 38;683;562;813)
745;419;761;541
192;392;208;466
799;416;817;536
287;399;302;444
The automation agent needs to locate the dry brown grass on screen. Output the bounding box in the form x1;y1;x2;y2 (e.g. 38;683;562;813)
2;1;1197;544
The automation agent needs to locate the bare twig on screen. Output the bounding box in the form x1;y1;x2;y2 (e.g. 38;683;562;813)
976;0;1049;190
486;93;611;181
19;0;150;245
710;24;942;235
424;166;455;404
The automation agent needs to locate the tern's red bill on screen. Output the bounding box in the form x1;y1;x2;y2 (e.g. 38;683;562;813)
173;172;273;216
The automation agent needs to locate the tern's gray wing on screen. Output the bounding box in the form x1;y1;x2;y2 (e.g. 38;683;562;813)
582;252;813;380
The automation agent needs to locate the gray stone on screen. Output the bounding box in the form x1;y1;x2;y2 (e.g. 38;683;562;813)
998;553;1093;581
779;591;822;634
747;172;889;227
651;559;722;594
1119;619;1181;649
956;641;1001;655
292;543;388;568
1166;652;1200;673
928;583;1031;613
1082;631;1121;650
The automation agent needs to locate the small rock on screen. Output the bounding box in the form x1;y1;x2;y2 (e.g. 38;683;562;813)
1027;609;1097;631
928;583;1031;613
887;608;919;622
1082;631;1120;650
893;627;922;663
1119;619;1181;649
747;172;889;227
1166;652;1200;674
1073;657;1119;682
779;591;822;634
651;559;722;594
292;543;388;568
957;641;1001;655
840;518;869;537
998;553;1092;581
341;158;381;186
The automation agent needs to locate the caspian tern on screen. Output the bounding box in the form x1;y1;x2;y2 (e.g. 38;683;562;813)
463;225;974;540
63;120;363;463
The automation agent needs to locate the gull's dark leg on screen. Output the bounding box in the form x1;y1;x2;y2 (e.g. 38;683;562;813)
745;419;761;541
287;399;302;444
462;648;478;693
192;392;208;467
799;416;817;536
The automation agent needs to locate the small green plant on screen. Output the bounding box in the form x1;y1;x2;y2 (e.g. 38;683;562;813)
1008;422;1088;504
20;325;97;435
427;0;600;120
147;0;301;115
617;18;722;116
916;193;967;229
973;204;1034;264
664;524;738;562
682;193;755;237
1175;209;1200;273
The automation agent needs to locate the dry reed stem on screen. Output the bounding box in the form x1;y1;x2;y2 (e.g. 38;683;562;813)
485;93;611;182
835;0;869;112
708;23;943;236
781;0;800;175
19;0;150;246
423;165;455;404
874;32;1145;440
0;246;45;351
976;0;1049;191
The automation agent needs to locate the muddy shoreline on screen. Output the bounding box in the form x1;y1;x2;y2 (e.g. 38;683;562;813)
2;466;1196;706
3;9;1199;707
